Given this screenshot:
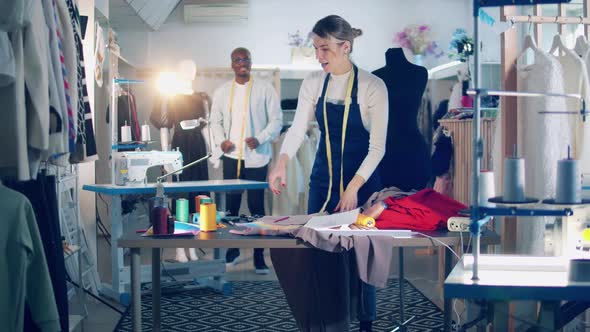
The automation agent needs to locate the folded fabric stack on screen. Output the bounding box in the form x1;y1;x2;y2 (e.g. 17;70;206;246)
377;189;466;231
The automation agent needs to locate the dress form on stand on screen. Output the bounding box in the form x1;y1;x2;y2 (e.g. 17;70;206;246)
373;48;430;191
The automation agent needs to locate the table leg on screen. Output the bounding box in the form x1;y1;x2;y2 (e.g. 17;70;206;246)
214;192;226;278
152;248;161;332
492;301;509;331
399;247;405;330
392;247;415;332
537;301;559;331
443;246;454;332
111;195;125;299
130;248;141;332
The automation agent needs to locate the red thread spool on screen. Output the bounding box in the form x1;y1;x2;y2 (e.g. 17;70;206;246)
194;195;210;213
151;206;169;235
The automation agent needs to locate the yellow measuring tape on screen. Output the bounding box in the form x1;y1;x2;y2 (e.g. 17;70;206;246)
319;68;355;213
228;79;253;178
355;213;376;227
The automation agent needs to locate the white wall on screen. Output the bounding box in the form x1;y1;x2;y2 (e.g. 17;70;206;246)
116;0;500;72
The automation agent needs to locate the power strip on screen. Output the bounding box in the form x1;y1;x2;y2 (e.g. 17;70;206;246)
447;217;470;232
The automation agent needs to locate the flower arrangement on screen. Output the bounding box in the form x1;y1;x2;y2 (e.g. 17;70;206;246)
394;24;443;57
448;29;474;62
288;30;312;48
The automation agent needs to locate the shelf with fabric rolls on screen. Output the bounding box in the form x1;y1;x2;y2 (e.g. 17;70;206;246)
438;118;496;206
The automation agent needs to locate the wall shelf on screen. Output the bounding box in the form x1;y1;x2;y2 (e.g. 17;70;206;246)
255;64;321;80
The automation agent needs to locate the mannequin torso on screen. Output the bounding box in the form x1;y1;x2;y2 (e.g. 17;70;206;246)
372;48;431;191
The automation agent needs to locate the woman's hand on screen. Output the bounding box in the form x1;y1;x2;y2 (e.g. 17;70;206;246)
363;200;387;219
269;154;289;195
334;175;366;212
334;186;358;212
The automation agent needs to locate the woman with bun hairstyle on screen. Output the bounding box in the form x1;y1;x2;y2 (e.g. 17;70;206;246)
269;15;388;332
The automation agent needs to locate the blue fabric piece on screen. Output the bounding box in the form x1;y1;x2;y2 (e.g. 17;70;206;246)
479;8;496;26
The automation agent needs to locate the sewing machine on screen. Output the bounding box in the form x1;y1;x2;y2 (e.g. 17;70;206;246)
114;150;183;186
545;205;590;258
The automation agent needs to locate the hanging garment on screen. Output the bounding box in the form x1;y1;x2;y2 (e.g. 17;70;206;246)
42;0;70;153
55;0;78;141
67;0;97;163
94;22;105;87
0;1;50;181
0;183;60;332
271;132;304;216
516;47;571;255
296;129;318;215
117;93;141;142
0;32;15;87
0;1;32;31
574;36;589;58
576;49;590;173
551;47;590;173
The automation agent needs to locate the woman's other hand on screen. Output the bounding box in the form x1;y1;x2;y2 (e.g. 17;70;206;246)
269;154;289;195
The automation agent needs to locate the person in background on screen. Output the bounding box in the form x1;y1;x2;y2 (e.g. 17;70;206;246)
268;15;388;332
210;47;283;274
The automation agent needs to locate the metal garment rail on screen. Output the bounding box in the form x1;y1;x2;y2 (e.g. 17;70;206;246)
469;0;586;281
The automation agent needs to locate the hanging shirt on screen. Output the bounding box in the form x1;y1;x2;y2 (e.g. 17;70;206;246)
0;32;15;87
0;184;60;332
280;68;388;181
210;79;283;168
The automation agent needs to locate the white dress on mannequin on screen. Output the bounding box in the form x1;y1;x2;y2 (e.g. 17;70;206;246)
516;48;571;255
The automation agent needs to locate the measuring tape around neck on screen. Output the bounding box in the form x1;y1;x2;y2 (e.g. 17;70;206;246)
228;79;253;178
319;69;355;213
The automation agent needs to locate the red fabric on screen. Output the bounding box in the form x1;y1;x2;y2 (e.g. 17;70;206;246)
376;189;467;231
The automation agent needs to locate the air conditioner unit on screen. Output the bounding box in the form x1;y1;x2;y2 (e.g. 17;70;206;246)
183;2;248;23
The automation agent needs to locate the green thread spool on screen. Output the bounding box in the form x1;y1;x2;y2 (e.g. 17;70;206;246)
176;198;189;222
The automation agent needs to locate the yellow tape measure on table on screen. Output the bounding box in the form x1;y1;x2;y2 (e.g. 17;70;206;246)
319;69;355;213
355;213;376;228
228;79;254;178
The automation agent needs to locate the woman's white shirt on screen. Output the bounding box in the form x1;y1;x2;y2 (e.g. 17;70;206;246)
280;68;389;181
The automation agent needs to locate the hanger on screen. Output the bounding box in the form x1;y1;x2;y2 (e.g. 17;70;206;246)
549;33;568;56
517;34;538;65
574;17;588;57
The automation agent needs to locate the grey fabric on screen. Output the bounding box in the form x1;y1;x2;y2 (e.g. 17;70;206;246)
361;185;414;209
294;227;394;288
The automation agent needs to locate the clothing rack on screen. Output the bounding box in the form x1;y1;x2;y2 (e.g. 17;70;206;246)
109;78;146;186
508;14;590;25
499;2;590;253
468;0;588;280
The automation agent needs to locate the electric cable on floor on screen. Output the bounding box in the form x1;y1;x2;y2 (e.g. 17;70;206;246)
65;272;125;315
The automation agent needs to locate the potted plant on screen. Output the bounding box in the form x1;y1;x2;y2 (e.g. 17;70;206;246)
288;30;314;65
394;24;443;65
